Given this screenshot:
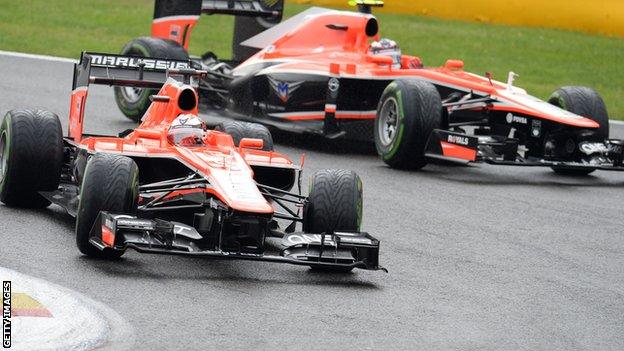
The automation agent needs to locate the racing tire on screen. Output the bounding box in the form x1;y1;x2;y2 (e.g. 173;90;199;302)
0;109;63;208
215;121;274;151
375;79;442;170
114;37;190;122
303;169;363;273
75;153;139;259
548;86;609;176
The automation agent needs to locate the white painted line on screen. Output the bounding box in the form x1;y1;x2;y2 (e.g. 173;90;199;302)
0;267;134;351
0;50;621;123
0;50;76;64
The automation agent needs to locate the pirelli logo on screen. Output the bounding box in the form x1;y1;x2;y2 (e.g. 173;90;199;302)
89;54;190;70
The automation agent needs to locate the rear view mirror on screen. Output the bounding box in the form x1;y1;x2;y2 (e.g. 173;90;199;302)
239;138;264;150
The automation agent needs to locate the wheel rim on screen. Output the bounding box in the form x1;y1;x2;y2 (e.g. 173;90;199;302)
378;97;400;147
0;131;7;183
120;86;144;104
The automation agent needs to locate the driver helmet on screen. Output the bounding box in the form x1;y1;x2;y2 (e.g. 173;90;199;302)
167;114;205;146
369;38;402;68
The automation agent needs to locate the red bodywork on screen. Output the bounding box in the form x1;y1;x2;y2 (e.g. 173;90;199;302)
233;10;599;129
151;15;200;50
69;77;294;214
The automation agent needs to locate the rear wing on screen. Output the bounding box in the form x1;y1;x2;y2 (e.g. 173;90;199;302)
153;0;283;19
200;0;283;17
69;52;204;141
72;52;196;90
152;0;284;52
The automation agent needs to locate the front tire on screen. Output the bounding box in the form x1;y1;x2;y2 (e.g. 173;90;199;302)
375;79;442;170
114;37;189;122
76;153;139;259
548;86;609;176
303;169;363;273
0;109;63;208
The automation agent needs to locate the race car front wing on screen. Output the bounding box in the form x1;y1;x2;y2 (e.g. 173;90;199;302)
425;128;624;171
89;212;386;272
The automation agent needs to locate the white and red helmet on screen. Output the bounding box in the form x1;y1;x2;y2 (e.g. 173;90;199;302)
167;114;205;146
369;38;402;68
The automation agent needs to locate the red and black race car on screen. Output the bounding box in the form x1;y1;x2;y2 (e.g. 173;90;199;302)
0;51;384;273
114;0;623;175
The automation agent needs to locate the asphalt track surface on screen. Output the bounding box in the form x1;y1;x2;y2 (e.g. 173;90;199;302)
1;54;623;350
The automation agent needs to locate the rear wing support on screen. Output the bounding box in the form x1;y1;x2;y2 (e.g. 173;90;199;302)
152;0;284;50
200;0;283;17
69;52;204;142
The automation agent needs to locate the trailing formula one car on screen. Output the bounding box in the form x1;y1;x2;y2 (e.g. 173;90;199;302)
0;52;384;273
114;0;623;175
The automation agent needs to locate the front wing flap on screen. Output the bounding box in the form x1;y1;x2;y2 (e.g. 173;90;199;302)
89;212;385;272
425;129;478;163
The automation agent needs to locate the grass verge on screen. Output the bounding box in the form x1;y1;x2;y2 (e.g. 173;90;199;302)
0;0;621;118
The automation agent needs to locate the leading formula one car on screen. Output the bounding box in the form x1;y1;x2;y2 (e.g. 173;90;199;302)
0;52;384;273
114;0;624;175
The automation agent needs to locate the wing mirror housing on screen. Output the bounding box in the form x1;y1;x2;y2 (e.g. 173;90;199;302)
239;138;264;150
367;55;394;65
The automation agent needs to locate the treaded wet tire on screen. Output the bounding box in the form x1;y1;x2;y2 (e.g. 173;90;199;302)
0;109;63;208
114;37;189;122
303;169;363;273
548;86;609;140
548;86;609;176
215;121;274;151
375;79;442;170
76;153;139;259
303;169;363;233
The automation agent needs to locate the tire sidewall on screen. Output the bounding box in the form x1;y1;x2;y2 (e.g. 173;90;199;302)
114;42;154;120
114;38;190;121
0;114;13;196
375;81;409;160
375;79;441;169
354;174;363;230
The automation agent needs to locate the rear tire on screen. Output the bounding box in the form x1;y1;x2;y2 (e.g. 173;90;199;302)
114;37;189;122
303;169;363;273
548;86;609;176
375;79;442;170
215;121;274;151
0;109;63;208
76;153;139;259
